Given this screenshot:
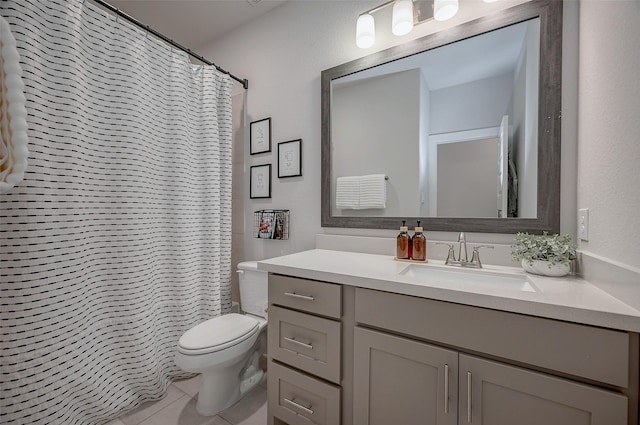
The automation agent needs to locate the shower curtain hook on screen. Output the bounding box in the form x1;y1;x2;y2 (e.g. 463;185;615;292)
115;9;120;23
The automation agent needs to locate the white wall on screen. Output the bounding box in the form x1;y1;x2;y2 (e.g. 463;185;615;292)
332;70;422;217
429;73;513;135
437;138;498;217
419;71;431;217
201;0;588;267
577;0;640;269
519;19;540;219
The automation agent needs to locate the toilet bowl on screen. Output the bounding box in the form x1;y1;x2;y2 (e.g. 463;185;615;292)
175;261;268;416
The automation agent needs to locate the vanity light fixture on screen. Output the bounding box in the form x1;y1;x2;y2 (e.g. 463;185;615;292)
392;0;414;36
433;0;459;21
356;0;460;48
356;13;376;48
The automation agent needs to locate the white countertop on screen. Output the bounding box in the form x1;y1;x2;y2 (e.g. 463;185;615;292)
258;249;640;332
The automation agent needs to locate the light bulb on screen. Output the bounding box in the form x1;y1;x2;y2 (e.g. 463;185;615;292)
356;13;375;48
392;0;414;36
434;0;459;21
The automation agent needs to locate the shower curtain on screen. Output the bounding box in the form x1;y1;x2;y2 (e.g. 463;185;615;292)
0;1;233;424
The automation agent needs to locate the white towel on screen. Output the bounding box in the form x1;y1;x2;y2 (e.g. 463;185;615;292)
0;15;28;194
336;176;360;209
359;174;386;209
336;174;386;209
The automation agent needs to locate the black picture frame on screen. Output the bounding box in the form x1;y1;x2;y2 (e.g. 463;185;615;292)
278;139;302;178
250;164;271;199
250;117;271;155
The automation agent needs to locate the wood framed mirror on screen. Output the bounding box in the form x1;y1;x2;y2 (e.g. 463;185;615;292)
321;0;562;233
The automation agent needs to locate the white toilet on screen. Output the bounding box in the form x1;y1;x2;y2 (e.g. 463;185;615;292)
175;261;268;416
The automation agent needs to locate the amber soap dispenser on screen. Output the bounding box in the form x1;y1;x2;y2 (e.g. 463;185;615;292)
412;221;427;262
396;220;412;260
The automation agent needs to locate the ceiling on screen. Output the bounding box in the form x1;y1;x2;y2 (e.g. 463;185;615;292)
334;19;532;91
106;0;288;50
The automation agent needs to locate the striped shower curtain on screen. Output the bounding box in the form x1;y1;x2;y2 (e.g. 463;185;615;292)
0;1;233;424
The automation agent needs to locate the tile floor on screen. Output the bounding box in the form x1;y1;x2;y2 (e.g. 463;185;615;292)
105;375;267;425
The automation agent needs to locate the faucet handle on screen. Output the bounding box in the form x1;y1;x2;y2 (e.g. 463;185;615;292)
473;244;494;250
436;242;457;264
470;245;494;268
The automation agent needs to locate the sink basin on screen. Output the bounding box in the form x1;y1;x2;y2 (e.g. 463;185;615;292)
398;264;537;293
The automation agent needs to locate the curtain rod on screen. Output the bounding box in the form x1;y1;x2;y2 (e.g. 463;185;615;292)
90;0;249;90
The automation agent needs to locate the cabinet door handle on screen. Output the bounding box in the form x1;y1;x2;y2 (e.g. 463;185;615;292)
284;292;315;301
444;364;449;414
467;371;472;423
284;336;313;350
283;397;314;415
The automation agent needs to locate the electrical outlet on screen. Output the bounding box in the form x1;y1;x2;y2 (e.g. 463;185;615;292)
578;208;589;241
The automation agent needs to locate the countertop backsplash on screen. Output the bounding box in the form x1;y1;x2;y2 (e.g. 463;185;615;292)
315;233;518;268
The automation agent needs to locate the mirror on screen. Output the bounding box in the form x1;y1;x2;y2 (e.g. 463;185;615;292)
321;0;562;233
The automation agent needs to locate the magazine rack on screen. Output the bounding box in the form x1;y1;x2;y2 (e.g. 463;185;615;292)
254;210;290;240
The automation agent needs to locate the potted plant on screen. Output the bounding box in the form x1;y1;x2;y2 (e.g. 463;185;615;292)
511;232;577;277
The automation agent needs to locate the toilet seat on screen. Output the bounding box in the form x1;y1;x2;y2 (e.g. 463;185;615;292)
178;313;260;355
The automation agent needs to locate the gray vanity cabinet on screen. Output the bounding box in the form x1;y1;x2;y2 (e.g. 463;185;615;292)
460;354;628;425
353;325;628;425
267;274;342;425
353;326;458;425
266;275;638;425
354;287;635;425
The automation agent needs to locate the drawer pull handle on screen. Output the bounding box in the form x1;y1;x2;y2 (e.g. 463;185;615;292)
284;397;314;415
444;364;449;414
467;371;472;423
284;336;314;350
284;292;315;301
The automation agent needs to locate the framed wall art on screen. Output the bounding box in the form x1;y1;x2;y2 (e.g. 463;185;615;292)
277;139;302;178
250;164;271;199
250;117;271;155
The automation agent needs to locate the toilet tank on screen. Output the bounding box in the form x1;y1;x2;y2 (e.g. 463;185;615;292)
237;261;268;318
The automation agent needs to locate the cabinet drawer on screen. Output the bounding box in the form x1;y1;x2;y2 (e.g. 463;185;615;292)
268;305;341;384
268;360;341;425
355;287;631;387
269;274;341;319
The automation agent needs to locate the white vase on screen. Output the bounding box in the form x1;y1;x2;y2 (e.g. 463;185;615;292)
521;259;570;277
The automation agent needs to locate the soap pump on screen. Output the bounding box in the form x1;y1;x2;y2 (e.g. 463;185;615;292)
396;220;412;260
412;220;427;262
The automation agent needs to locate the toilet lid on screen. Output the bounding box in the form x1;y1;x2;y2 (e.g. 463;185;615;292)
178;313;259;354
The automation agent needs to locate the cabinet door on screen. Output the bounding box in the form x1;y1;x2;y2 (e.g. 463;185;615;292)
459;354;628;425
353;327;458;425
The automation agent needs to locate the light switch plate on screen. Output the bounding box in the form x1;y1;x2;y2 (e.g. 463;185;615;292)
578;208;589;241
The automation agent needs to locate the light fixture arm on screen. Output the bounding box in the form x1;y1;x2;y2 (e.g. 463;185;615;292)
359;0;397;17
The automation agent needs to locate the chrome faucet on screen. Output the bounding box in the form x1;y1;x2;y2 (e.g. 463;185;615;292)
437;232;494;268
457;232;468;263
